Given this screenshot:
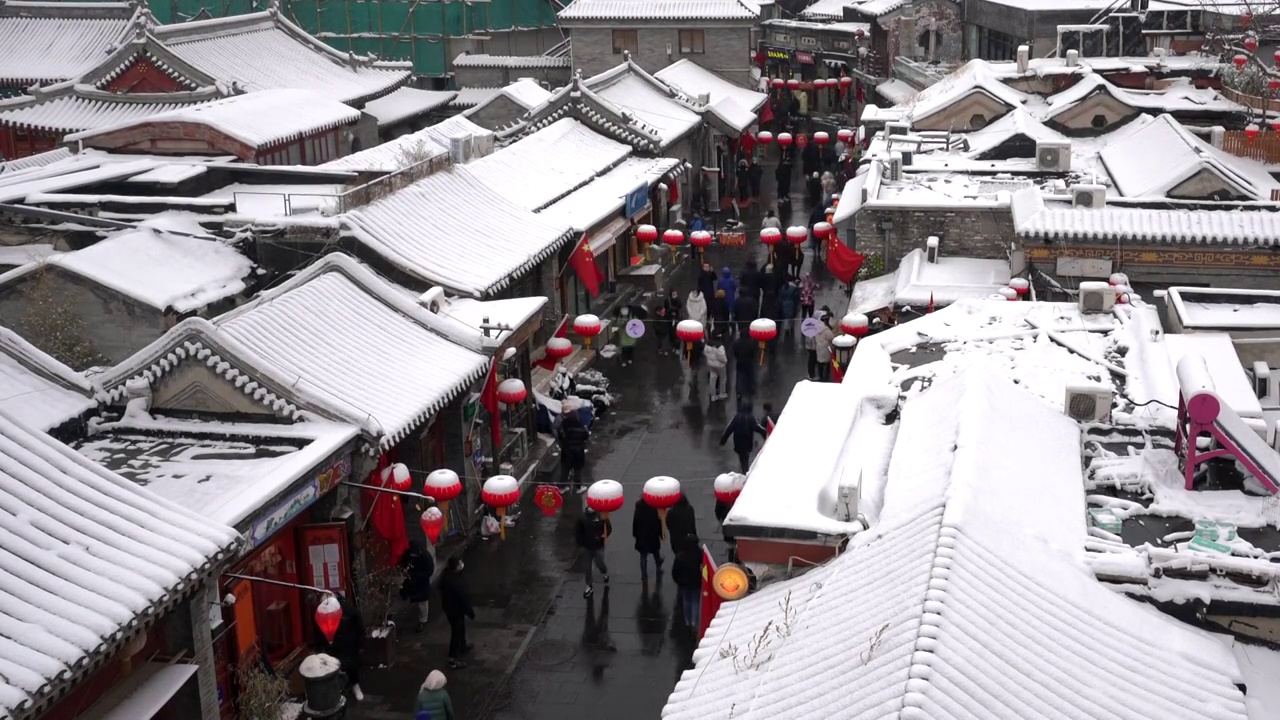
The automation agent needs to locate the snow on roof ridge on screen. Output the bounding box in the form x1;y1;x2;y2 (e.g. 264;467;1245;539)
512;77;664;149
0;324;94;394
1100;114;1270;201
907;59;1028;122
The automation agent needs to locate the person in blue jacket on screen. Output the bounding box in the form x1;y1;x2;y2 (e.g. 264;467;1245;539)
716;267;737;316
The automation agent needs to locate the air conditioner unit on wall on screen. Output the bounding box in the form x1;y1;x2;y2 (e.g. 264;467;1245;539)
1078;280;1115;314
1071;184;1105;208
449;135;472;164
1064;384;1113;423
1036;140;1071;172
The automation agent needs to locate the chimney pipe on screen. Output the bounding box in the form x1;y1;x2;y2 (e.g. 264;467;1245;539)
1017;45;1030;74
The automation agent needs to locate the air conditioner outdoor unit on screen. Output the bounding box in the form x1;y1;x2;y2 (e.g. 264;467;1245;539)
887;153;903;181
1071;184;1105;208
471;133;495;158
1078;280;1115;314
886;121;911;137
449;135;472;164
1064;384;1113;423
1037;140;1071;172
926;235;940;263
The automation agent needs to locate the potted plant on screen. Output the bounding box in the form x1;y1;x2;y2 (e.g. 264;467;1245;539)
236;657;294;720
356;532;405;668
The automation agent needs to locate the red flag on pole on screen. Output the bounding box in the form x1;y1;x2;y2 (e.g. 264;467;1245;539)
825;233;865;285
699;544;721;641
928;293;935;313
759;100;774;125
568;235;602;298
480;359;502;449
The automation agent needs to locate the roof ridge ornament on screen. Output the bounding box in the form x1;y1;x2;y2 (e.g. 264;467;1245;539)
267;0;281;15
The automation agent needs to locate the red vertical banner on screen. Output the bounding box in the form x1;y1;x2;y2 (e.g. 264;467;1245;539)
699;544;721;641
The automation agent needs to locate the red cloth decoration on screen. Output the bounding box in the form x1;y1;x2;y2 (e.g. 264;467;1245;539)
928;293;935;313
759;101;774;125
668;181;679;204
739;132;755;156
856;84;866;105
699;544;721;641
568;235;602;298
481;360;502;449
366;455;409;562
534;316;569;371
825;233;865;284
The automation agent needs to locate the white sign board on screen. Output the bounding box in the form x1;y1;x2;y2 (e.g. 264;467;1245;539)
625;319;646;338
801;318;823;338
1056;256;1113;279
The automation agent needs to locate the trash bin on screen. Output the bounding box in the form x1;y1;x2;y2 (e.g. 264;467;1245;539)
299;654;347;719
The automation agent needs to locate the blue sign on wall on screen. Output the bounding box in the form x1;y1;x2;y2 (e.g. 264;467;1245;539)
624;184;649;218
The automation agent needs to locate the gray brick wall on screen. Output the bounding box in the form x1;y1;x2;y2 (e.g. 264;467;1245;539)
852;206;1016;269
454;65;570;88
567;25;754;87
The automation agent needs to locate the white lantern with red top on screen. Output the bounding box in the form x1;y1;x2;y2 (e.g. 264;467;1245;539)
497;378;527;405
1108;272;1128;287
663;229;685;247
786;225;808;245
997;287;1018;301
481;474;520;540
786;78;800;90
381;462;412;492
713;472;747;505
586;479;625;531
840;76;854;89
814;131;830;146
689;230;713;253
643;476;683;540
573;314;603;354
420;506;444;544
777;132;794;147
813;222;833;240
837;128;855;143
757;130;773;145
315;594;343;643
841;312;870;337
1009;278;1030;297
676;319;704;363
636;223;659;245
749;318;778;365
770;77;785;89
424;468;463;533
545;336;573;363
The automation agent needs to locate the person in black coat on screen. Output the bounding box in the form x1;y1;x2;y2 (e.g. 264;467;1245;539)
665;496;697;555
327;593;365;700
806;171;823;208
721;403;767;473
748;160;764;198
710;289;731;336
732;293;757;337
557;404;590;490
632;498;664;582
802;142;820;177
738;260;761;303
775;160;793;200
398;541;435;632
732;332;757;399
697;261;718;301
671;537;703;634
576;508;611;597
439;557;475;669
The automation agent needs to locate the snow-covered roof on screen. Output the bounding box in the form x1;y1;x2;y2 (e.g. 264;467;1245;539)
583;63;701;148
961;107;1066;158
468;117;633;211
0;1;138;86
449;86;503;109
1167;286;1280;331
212;254;491;449
67;89;361;150
671;369;1250;720
74;418;357;527
1010;187;1280;246
362;86;457;127
0;85;219;134
0;243;54;268
800;0;861;19
891;248;1011;308
0;325;95;431
319;115;491;173
441;296;549;345
854;0;915;18
452;52;570;69
460;78;553;120
654;59;766;134
341;162;575;296
558;0;761;21
906;60;1029;124
538;155;681;231
0;147;73;176
151;11;411;106
0;214;254;313
1043;73;1242;120
875;78;917;105
0;408;239;719
1100;114;1275;201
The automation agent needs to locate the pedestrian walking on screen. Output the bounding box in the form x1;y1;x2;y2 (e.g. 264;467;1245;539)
439;557;475;669
760;265;779;324
738;259;761;304
613;307;636;366
732;291;757;336
748;160;764;199
672;537;703;635
416;670;455;720
557;401;590;491
806;171;822;207
666;495;698;554
780;278;799;338
686;287;708;328
716;268;737;315
710;288;730;336
736;160;750;203
576;507;611;598
733;332;756;398
632;497;664;583
761;209;782;231
816;313;836;382
800;273;817;320
721;401;767;473
705;334;729;401
328;594;365;701
655;290;678;355
697;261;718;301
398;540;435;633
821;171;838;199
802;141;820;177
775;160;793;200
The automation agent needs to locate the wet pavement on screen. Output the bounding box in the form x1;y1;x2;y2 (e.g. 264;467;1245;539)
347;156;853;720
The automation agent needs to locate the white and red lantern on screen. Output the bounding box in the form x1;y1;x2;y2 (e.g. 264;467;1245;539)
545;336;573;362
837;128;855;143
1108;272;1128;287
1246;123;1261;141
814;131;830;146
424;468;463;533
497;378;527;405
690;230;713;249
663;229;685;246
643;476;682;540
840;312;869;337
636;224;659;245
813;221;833;240
757;130;773;145
420;506;444;543
759;227;782;247
786;78;800;90
586;479;625;528
1243;9;1254;25
1235;54;1249;68
749;318;778;365
839;76;854;89
1009;277;1030;297
481;474;520;540
574;313;603;353
676;319;704;363
770;77;785;89
1115;284;1133;304
1245;36;1259;52
315;594;343;643
777;132;794;147
785;225;808;245
713;472;747;505
997;286;1018;301
381;462;412;492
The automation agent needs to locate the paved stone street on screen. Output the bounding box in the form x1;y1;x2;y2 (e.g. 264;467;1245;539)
349;160;851;720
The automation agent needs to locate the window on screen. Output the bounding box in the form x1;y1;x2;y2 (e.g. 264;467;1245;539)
969;114;988;129
1090;114;1108;129
612;29;638;55
680;29;705;54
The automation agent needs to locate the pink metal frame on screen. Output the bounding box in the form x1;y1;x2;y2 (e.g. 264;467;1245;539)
1175;392;1280;494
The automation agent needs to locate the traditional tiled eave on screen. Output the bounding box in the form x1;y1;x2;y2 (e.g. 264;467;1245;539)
500;75;664;152
0;84;223;134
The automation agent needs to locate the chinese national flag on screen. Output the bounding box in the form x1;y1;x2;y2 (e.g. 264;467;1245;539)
699;544;721;641
569;235;602;298
759;100;774;125
480;360;502;448
928;293;935;313
825;233;865;285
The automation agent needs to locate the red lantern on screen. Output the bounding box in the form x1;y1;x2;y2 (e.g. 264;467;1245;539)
1270;78;1280;93
420;506;444;543
573;314;603;353
777;132;794;147
785;226;808;245
545;336;573;362
854;28;865;40
998;286;1019;301
496;378;527;405
770;77;785;89
1246;123;1260;142
839;76;853;88
315;595;342;643
757;130;773;144
1245;36;1259;52
1274;50;1280;65
636;223;659;244
1235;54;1248;68
796;133;809;148
1243;10;1253;26
749;318;777;365
837;128;854;143
424;468;463;533
814;131;830;145
813;221;833;239
759;227;782;246
663;229;685;246
533;484;563;516
786;78;800;90
813;78;826;89
840;312;869;337
1115;285;1133;304
643;476;682;540
481;474;520;540
713;472;746;505
1108;272;1128;287
586;479;625;523
676;319;704;363
1009;277;1030;297
382;462;412;492
689;230;713;248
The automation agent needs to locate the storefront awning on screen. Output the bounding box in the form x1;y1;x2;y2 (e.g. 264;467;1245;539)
83;663;199;720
